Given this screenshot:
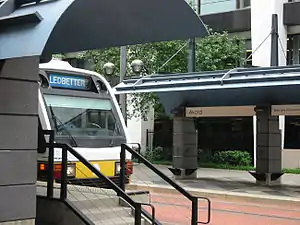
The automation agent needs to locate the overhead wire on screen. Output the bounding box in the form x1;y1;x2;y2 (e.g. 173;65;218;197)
242;31;272;65
134;5;284;85
132;40;191;87
278;35;288;61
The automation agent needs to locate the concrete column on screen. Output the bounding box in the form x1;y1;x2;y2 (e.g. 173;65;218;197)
250;105;283;185
251;0;288;67
170;116;198;180
0;57;39;223
251;0;287;174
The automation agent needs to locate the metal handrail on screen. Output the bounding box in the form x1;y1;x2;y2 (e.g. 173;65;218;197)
119;143;161;224
194;197;211;224
120;197;158;225
43;130;54;199
58;143;142;224
140;203;156;225
120;144;211;225
43;134;144;225
42;130;162;224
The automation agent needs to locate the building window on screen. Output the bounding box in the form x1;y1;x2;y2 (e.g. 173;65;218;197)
284;116;300;149
287;34;300;65
287;36;293;65
200;0;236;15
243;39;252;67
236;0;251;9
245;50;252;66
199;0;250;15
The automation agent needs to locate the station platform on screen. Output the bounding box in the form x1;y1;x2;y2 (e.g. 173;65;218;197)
129;164;300;205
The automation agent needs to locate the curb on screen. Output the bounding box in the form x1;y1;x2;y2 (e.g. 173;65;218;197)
126;183;300;207
132;164;300;189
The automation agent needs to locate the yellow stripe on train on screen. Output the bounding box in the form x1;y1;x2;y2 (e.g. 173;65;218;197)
74;160;117;178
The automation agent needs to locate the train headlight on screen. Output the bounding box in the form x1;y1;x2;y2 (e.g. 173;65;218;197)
115;162;121;175
67;164;76;177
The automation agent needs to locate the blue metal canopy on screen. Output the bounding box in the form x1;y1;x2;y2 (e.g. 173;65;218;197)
0;0;207;60
113;65;300;114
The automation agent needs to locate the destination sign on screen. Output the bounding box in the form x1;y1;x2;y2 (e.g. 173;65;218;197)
49;74;89;90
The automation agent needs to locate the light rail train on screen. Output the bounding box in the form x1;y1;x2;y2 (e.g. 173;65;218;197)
37;59;132;186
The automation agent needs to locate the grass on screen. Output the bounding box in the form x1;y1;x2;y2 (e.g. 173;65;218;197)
282;168;300;174
144;160;300;174
151;160;172;165
199;162;300;174
199;162;254;171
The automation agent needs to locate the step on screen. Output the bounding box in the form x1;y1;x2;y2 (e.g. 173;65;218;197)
93;216;145;225
81;207;133;220
71;195;120;209
127;191;150;204
74;197;147;225
37;181;118;196
94;217;134;225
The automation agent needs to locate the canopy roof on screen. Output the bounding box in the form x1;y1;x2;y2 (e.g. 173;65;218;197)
114;65;300;114
0;0;207;60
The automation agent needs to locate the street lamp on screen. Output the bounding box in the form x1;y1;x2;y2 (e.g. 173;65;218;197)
103;62;115;76
130;59;144;75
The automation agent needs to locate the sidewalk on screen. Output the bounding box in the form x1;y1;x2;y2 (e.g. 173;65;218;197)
129;164;300;204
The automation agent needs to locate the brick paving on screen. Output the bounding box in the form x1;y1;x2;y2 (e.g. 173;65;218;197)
144;192;300;225
131;164;300;224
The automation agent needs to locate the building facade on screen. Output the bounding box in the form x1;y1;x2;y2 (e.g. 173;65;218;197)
193;0;300;169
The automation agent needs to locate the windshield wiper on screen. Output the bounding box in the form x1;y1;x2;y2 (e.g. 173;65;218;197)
49;105;78;147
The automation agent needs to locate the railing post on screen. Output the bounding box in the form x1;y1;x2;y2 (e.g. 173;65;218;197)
191;197;198;225
134;203;142;225
60;145;68;200
119;144;126;191
47;130;54;199
146;129;149;148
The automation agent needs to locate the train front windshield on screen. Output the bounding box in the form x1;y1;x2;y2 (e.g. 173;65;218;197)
44;94;121;137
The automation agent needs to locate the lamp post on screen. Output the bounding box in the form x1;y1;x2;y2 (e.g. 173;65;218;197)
103;59;144;124
120;59;144;125
103;62;116;75
103;62;119;87
188;0;201;72
130;59;144;75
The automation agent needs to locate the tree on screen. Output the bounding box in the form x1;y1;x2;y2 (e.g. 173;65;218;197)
83;40;188;120
196;31;245;71
82;31;245;120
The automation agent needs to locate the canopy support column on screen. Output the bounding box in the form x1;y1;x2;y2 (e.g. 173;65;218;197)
0;57;39;224
169;108;198;180
249;105;283;186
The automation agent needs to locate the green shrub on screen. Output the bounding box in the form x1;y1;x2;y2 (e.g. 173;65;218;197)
143;146;172;162
211;150;252;166
143;147;153;161
198;149;213;163
152;146;164;161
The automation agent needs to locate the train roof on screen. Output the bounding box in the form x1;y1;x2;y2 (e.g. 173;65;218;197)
39;59;106;80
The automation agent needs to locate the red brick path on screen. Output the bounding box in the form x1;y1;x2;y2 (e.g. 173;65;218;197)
144;192;300;225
